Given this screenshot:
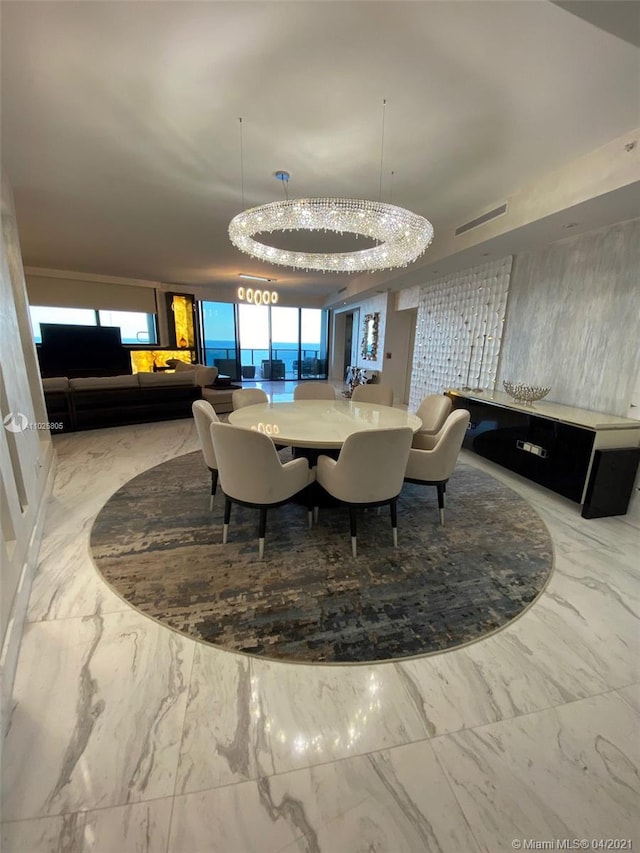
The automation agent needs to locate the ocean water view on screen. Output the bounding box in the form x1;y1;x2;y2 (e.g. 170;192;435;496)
202;340;327;379
200;302;328;378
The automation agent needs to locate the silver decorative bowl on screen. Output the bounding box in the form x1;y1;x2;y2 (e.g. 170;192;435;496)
503;381;551;405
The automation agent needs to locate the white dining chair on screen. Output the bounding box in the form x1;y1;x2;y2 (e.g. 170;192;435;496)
232;387;268;410
350;382;394;407
192;400;220;509
412;394;453;449
316;427;413;557
210;422;316;559
293;382;336;401
404;409;470;525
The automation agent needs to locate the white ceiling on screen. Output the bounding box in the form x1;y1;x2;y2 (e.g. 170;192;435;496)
1;1;638;306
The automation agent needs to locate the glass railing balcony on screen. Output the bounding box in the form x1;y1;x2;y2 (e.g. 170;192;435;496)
202;347;326;380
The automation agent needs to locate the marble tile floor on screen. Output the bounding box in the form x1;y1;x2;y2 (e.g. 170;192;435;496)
1;415;639;853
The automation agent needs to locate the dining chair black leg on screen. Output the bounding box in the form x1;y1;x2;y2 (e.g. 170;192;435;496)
258;506;267;560
223;497;232;543
303;486;314;528
390;498;398;547
210;469;218;511
349;506;358;558
436;483;445;526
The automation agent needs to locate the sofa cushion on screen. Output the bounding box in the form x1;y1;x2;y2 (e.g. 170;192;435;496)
42;377;69;392
194;365;218;387
173;360;195;372
69;375;139;391
164;360;217;386
162;361;218;386
137;371;196;387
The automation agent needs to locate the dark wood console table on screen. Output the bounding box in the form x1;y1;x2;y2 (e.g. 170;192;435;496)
447;389;640;519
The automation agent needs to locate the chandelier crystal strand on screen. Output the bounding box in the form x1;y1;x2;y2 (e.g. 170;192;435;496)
228;198;434;273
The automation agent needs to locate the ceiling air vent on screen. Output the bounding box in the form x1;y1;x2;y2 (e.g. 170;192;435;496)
455;203;508;236
337;286;348;294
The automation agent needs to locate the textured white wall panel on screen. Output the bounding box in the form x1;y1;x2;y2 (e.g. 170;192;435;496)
499;219;640;417
409;257;512;410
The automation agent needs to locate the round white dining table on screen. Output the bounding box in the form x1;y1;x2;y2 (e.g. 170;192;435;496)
227;399;422;449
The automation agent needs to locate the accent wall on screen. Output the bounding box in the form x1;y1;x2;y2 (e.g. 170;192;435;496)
498;218;640;418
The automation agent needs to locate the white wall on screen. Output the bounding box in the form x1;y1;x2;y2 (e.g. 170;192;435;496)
332;293;388;371
331;292;424;404
498;218;640;417
0;172;55;728
381;296;415;406
396;286;420;311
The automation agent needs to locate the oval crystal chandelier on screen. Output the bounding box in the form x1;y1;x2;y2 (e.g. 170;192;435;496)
229;197;434;273
229;105;434;275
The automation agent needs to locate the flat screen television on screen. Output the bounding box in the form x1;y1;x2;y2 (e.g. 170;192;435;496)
39;324;131;377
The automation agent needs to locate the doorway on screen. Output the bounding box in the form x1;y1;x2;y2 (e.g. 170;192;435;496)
341;309;360;378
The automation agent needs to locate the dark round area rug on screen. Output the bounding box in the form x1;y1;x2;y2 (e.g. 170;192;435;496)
90;451;553;664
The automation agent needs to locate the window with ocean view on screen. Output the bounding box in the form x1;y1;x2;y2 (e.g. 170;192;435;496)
200;301;328;381
300;308;328;379
201;301;239;380
269;306;298;379
239;303;270;378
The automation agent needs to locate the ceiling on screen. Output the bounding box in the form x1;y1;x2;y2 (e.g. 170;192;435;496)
1;1;638;307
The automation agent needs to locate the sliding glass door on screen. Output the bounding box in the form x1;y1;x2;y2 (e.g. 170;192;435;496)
301;308;328;378
269;306;328;379
238;303;270;379
200;301;328;382
270;306;299;379
201;302;239;380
